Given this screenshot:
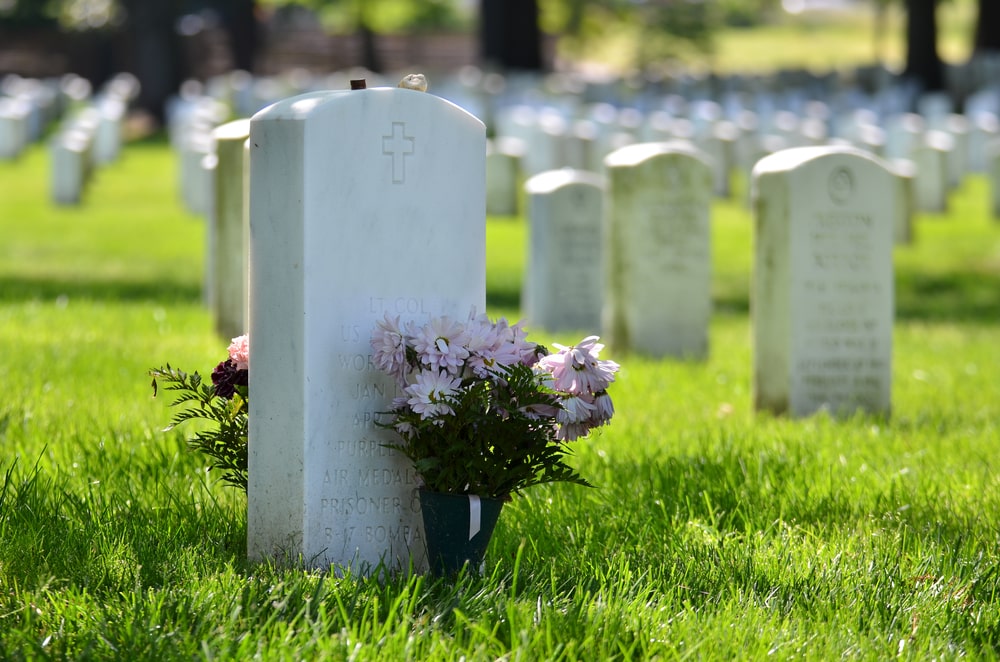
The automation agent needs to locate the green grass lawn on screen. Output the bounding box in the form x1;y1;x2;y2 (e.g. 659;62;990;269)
1;137;999;659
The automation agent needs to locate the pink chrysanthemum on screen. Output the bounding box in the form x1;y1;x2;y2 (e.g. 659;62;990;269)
227;335;250;371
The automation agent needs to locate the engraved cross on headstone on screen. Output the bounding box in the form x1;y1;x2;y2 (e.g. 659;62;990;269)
382;122;415;184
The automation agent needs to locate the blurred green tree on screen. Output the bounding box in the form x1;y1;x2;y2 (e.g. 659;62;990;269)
544;0;721;72
0;0;61;27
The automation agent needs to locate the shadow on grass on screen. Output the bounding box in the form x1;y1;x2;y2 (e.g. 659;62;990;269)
486;284;520;313
712;268;1000;323
895;270;1000;322
0;275;202;304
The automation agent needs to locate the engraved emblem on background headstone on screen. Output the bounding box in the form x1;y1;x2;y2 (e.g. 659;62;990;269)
382;121;415;184
828;166;854;205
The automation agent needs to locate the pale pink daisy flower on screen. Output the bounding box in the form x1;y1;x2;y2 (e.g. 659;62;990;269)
537;336;619;395
227;335;250;371
464;315;502;377
371;313;408;383
411;316;470;375
557;395;596;425
497;318;538;366
405;370;461;420
556;421;591;443
590;391;615;425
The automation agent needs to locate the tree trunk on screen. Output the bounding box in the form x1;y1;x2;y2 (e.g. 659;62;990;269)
121;0;183;123
903;0;944;92
479;0;543;72
220;0;258;73
356;1;382;74
972;0;1000;54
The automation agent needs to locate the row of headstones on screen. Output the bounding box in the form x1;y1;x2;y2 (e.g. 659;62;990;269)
522;138;896;411
1;74;136;165
38;73;138;206
175;67;1000;220
486;96;1000;217
185;77;1000;389
225;84;908;574
195;83;998;399
0;73;82;161
186;63;1000;155
189;57;1000;139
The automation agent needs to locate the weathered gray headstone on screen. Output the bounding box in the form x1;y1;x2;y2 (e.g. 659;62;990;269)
248;85;485;574
603;141;713;359
752;146;896;418
523;168;605;334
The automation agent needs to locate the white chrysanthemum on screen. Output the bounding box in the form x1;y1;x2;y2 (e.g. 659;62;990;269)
411;316;470;375
404;370;461;419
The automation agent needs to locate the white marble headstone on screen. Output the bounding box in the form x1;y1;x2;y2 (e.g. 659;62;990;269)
0;98;29;160
990;140;1000;219
913;131;951;213
603;141;713;359
486;136;523;217
523;168;605;333
751;146;896;418
211;119;251;339
247;86;485;574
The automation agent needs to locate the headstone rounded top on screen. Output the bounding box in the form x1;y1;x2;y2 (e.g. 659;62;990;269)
891;158;917;177
524;168;605;194
213;118;252;140
251;88;482;129
603;139;706;169
925;130;955;150
489;135;526;157
752;145;885;178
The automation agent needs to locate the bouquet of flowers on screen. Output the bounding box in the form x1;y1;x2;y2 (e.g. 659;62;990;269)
370;312;620;499
150;335;250;491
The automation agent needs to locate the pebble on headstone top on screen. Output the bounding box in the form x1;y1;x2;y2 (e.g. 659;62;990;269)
247;85;485;574
751;146;896;418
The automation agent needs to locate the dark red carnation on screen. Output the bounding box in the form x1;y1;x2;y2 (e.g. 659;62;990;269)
211;359;248;399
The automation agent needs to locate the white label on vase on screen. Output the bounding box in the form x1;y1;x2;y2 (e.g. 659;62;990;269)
469;495;481;540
